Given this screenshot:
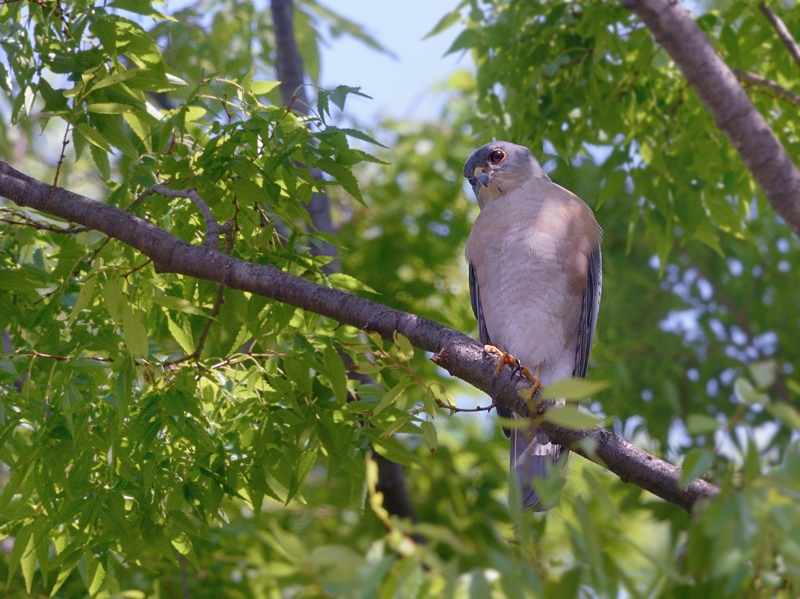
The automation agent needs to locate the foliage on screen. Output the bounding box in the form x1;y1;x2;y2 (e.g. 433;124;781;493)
1;0;800;597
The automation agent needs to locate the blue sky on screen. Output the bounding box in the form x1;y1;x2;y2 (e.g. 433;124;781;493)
317;0;466;122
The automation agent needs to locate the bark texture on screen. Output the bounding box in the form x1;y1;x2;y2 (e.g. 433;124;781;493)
623;0;800;237
0;161;718;512
270;0;339;269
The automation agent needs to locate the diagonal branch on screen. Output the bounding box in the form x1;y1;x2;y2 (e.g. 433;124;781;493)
0;160;719;512
733;68;800;106
623;0;800;238
758;2;800;71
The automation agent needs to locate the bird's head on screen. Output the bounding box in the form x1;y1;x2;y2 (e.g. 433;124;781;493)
463;141;549;209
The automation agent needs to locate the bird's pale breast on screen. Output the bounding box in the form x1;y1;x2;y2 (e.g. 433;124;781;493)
466;181;599;385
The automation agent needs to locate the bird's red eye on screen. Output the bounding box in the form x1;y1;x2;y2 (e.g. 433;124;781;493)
490;149;505;164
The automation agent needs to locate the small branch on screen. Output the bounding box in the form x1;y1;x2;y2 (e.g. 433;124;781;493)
432;399;496;413
166;232;234;366
179;553;190;599
122;258;153;279
136;184;233;248
54;121;70;187
0;208;88;234
733;68;800;105
4;351;114;363
758;2;800;71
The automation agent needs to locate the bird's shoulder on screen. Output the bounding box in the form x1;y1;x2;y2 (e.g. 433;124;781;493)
467;178;599;262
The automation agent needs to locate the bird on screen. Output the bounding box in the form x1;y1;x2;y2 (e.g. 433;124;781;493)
464;141;602;510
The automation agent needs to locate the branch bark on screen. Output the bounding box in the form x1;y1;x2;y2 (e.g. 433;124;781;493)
271;0;339;270
733;68;800;106
757;2;800;71
623;0;800;237
0;161;718;512
270;0;412;518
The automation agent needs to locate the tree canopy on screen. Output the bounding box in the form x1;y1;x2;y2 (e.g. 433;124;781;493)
1;0;800;597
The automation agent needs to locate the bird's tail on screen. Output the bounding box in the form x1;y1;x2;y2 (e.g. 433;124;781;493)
510;417;568;511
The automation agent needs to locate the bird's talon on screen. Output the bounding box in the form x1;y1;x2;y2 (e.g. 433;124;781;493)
519;366;542;403
484;345;520;378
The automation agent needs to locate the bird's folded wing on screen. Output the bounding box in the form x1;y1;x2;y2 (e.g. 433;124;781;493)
573;246;602;378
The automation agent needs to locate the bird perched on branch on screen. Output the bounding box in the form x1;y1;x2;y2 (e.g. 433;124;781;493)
464;141;602;510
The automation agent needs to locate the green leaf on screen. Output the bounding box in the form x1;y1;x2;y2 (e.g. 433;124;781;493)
327;273;378;294
86;552;106;596
68;275;97;325
20;530;36;594
152;295;208;315
87;69;139;94
540;405;602;429
286;449;318;504
680;449;714;487
372;379;411;416
363;429;420;466
421;421;437;454
596;169;626;211
767;402;800;431
748;360;777;389
86;102;135;114
316;156;363;203
686;413;719;435
542;378;611;401
322;346;348;403
7;524;32;588
379;414;412;438
121;302;148;358
445;28;479;55
251;80;280;95
424;9;463;39
734;377;767;404
74;122;115;154
103;278;124;321
393;331;414;362
167;314;194;354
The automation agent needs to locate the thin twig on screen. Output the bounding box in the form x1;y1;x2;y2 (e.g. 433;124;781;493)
758;2;800;71
179;553;190;599
4;350;114;363
210;352;284;370
54;121;70;187
122;258;153;279
733;68;800;105
166;231;234;366
0;208;88;233
136;184;233;248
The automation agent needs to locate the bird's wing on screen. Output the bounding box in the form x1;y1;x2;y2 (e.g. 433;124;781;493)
468;263;492;347
573;245;602;378
469;262;514;435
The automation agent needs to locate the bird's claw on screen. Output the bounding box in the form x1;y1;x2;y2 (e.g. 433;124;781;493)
520;366;542;403
484;345;520;381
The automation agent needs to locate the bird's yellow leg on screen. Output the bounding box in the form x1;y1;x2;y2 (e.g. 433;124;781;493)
519;364;542;403
483;345;520;377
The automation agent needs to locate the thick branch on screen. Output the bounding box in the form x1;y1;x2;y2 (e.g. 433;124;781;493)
0;162;719;512
623;0;800;237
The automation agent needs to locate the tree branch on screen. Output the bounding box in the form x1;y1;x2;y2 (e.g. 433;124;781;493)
271;0;339;270
0;161;719;512
733;68;800;106
758;2;800;71
623;0;800;237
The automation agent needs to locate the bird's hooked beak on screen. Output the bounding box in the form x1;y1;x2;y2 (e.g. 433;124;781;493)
468;169;492;188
